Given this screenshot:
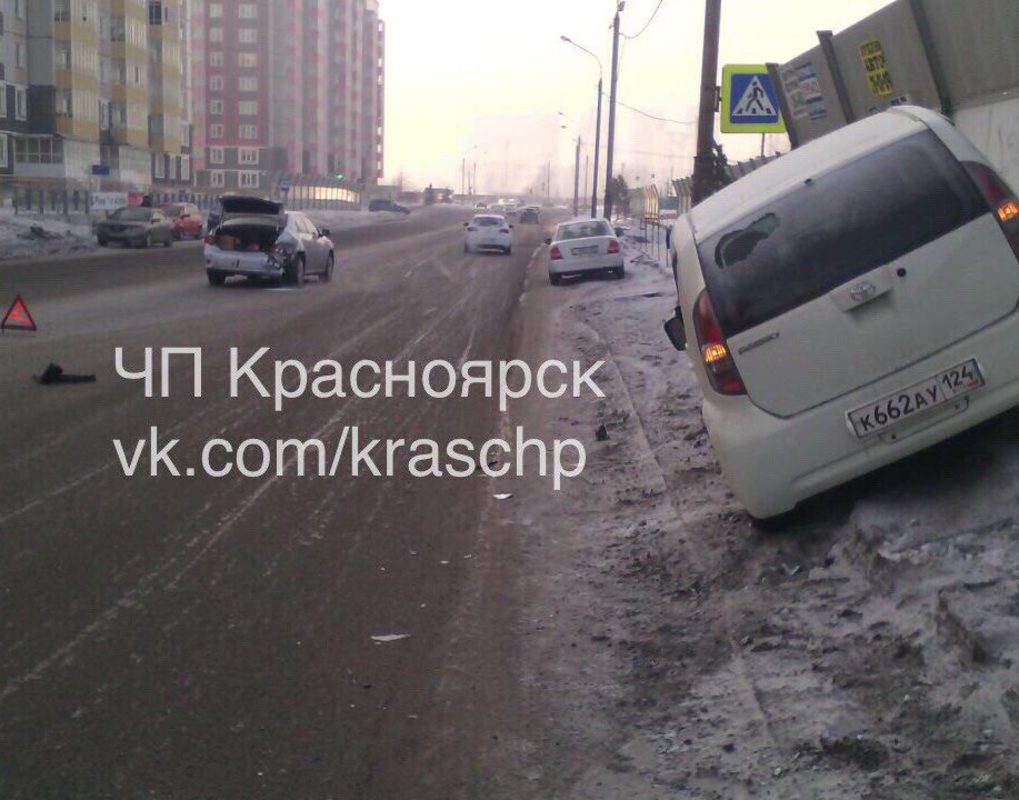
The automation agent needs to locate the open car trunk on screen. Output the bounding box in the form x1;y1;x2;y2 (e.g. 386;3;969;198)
214;219;284;254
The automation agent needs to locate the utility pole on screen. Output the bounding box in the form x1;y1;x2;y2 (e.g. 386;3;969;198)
592;75;603;218
546;161;551;202
461;157;466;198
691;0;722;205
473;162;478;198
603;2;624;221
584;153;589;205
572;136;581;215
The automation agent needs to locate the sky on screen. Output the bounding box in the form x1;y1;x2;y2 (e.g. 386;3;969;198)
381;0;893;195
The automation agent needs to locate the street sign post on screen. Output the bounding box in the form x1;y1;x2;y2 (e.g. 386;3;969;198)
720;64;787;134
278;179;291;194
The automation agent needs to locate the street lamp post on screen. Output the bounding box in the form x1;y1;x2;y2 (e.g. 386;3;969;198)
603;2;624;222
561;35;603;219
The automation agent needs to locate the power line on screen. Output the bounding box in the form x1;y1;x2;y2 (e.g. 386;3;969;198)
602;92;694;125
622;0;666;39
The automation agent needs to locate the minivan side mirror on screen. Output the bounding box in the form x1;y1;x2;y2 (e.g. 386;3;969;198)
664;309;687;351
320;227;331;237
544;237;552;245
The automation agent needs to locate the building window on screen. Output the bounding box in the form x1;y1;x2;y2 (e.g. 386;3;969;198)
181;155;191;182
209;3;222;18
238;29;257;44
0;83;6;118
238;147;258;165
238;3;257;19
148;1;163;25
153;155;164;179
210;123;224;138
210;170;225;188
209;51;223;67
15;42;24;68
239;171;259;188
208;146;224;164
210;99;223;115
239;125;257;140
0;134;8;168
238;53;257;68
15;88;26;121
56;91;72;117
209;75;223;91
209;27;222;43
239;76;257;92
238;100;258;116
14;0;23;19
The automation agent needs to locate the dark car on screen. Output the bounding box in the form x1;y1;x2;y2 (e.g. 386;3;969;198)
95;206;175;248
206;195;282;233
160;202;204;240
368;198;411;214
520;207;540;224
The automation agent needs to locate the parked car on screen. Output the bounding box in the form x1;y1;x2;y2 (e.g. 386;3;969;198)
204;209;335;287
368;198;411;214
464;214;513;254
474;202;488;209
160;202;204;240
519;206;540;224
664;105;1019;521
95;206;175;248
545;218;623;284
206;195;281;233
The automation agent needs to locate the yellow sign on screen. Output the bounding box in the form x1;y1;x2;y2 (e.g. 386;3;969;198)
720;64;787;134
860;39;896;97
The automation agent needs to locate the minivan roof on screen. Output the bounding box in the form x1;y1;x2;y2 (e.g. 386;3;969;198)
689;106;942;241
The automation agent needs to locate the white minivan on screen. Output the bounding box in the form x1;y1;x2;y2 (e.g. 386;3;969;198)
665;106;1019;520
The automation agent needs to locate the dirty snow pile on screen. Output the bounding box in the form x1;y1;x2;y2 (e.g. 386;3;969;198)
0;207;97;262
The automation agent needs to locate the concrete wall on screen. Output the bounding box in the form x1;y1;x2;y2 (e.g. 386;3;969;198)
775;0;1019;189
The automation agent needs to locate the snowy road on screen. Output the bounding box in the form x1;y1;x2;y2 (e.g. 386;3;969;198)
2;211;1017;798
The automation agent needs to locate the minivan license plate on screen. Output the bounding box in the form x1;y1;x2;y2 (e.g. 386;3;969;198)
847;359;984;438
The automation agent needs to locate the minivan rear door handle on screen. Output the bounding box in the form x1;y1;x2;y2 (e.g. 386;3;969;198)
829;266;893;312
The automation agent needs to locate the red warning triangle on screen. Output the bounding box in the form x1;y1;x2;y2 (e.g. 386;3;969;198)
1;295;37;332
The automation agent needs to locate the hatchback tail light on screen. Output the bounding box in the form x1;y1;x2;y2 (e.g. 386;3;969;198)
692;289;745;395
963;161;1019;260
203;234;214;245
607;239;620;254
550;245;563;261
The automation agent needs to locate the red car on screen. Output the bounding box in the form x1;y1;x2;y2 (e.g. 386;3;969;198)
160;203;204;240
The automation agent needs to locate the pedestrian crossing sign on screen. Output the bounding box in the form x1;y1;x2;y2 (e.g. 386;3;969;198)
721;64;787;134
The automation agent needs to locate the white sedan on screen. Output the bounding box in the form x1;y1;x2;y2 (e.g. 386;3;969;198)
546;218;624;284
464;214;513;255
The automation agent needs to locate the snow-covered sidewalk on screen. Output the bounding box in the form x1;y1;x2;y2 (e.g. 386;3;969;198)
460;218;1019;798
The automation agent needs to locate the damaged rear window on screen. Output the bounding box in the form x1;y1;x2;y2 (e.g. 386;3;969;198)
697;130;985;336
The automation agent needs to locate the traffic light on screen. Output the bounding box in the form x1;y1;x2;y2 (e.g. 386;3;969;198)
335;173;344;181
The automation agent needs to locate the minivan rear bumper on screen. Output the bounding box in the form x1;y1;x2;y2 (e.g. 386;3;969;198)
705;308;1019;518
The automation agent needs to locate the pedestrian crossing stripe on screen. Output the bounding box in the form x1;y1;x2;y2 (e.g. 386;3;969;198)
720;64;787;134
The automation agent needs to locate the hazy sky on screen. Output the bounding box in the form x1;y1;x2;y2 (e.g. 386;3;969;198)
382;0;893;194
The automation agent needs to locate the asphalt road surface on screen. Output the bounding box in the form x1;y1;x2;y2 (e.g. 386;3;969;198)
0;206;555;798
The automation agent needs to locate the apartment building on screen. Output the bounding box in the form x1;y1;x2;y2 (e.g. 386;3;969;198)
192;0;385;193
0;0;191;188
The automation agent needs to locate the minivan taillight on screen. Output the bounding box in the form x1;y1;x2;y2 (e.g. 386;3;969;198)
963;161;1019;260
693;289;745;395
550;245;563;260
607;239;620;254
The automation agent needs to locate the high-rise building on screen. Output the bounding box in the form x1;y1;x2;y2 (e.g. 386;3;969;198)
0;0;192;188
191;0;385;193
